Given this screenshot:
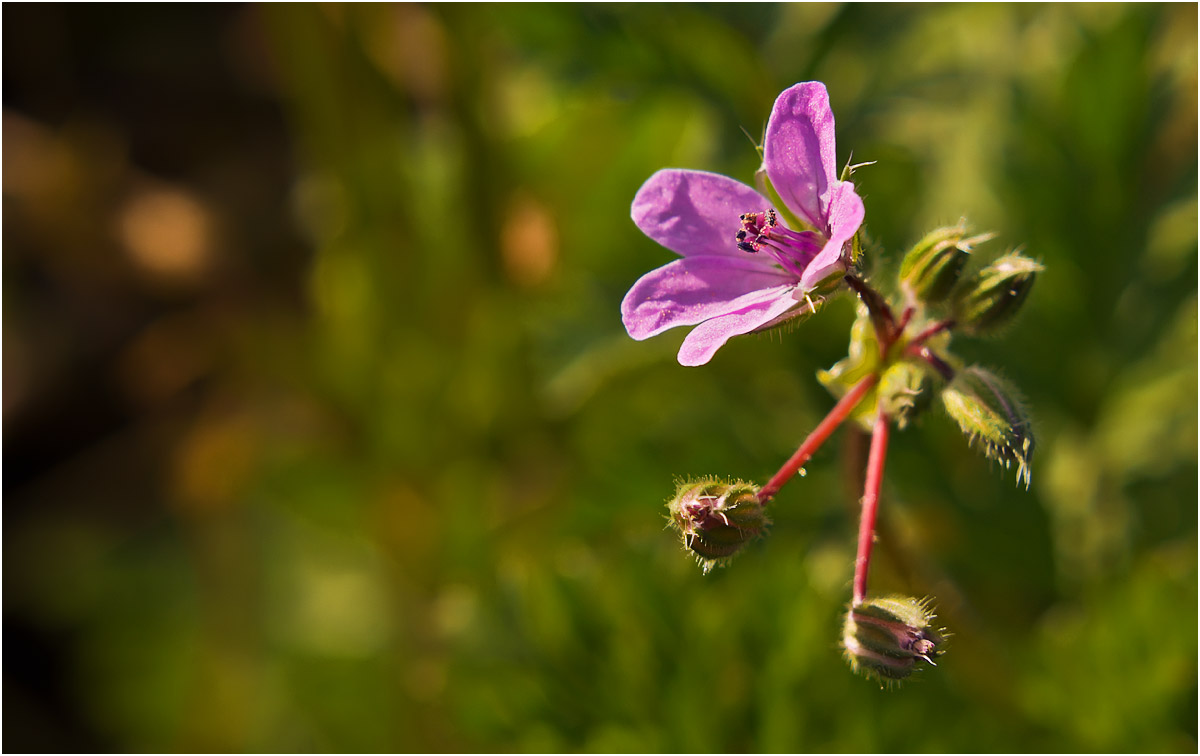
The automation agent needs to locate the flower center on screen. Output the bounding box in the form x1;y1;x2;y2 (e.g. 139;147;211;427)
735;209;822;277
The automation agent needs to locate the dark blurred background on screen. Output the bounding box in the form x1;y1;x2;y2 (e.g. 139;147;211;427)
3;3;1196;752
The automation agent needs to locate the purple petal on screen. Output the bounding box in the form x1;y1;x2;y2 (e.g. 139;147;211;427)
632;169;769;258
677;289;802;366
762;82;839;230
622;255;794;340
799;181;865;291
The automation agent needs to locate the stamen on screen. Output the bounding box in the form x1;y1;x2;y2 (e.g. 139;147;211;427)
735;207;823;277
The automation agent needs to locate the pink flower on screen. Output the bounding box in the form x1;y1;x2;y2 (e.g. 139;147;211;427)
621;82;865;366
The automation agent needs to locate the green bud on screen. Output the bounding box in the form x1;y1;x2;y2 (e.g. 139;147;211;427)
666;477;769;574
843;595;946;685
941;365;1035;487
899;225;992;303
878;361;937;430
952;253;1043;335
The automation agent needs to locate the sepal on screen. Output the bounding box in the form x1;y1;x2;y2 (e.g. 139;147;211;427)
878;361;937;430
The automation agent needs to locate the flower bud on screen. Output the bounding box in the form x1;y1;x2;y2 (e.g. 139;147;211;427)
667;477;769;574
899;225;991;303
842;595;946;684
952;253;1042;335
941;365;1035;487
877;361;937;430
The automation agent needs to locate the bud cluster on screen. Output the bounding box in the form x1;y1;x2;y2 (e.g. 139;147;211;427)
823;223;1040;485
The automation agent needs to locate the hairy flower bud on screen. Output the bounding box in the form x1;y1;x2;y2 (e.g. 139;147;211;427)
952;253;1042;335
667;477;769;574
878;361;937;430
941;365;1035;487
899;225;992;304
843;595;946;684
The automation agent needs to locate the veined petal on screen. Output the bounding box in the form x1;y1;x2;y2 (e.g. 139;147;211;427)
677;290;802;366
632;169;769;258
799;180;865;291
622;255;794;340
762;82;839;230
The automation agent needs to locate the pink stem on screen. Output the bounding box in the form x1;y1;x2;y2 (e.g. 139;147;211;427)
757;373;879;504
852;409;891;606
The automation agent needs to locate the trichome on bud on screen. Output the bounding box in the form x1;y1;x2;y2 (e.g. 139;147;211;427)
941;365;1035;487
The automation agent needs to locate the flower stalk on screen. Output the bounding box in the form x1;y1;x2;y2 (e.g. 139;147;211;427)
757;373;879;504
853;409;891;605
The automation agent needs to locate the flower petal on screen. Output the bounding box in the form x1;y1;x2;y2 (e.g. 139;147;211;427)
632;169;769;258
799;180;865;291
763;82;839;230
622;255;794;340
677;289;802;366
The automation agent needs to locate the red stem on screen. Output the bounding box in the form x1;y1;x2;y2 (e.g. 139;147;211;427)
906;344;955;381
853;409;891;606
909;319;955;346
892;306;915;343
757;373;879;504
843;274;896;345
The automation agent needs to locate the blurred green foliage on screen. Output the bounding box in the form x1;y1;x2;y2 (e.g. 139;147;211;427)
4;3;1196;752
